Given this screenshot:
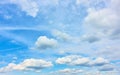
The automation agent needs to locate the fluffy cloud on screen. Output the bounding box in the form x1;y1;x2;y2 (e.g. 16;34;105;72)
71;58;90;66
0;58;53;73
76;0;120;62
55;55;80;64
56;55;109;67
35;36;58;50
83;0;120;42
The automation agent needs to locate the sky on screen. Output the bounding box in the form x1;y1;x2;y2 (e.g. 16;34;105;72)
0;0;120;75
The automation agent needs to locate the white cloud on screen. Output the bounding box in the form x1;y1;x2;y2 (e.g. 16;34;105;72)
35;36;58;50
0;58;53;73
75;0;120;62
52;30;71;42
56;55;109;67
83;0;120;41
71;58;90;66
90;57;109;66
55;57;71;64
80;34;100;43
55;55;80;64
99;64;114;71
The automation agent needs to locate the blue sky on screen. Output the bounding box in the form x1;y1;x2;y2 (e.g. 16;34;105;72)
0;0;120;75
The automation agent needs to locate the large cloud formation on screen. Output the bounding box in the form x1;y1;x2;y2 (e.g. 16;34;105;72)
56;55;109;67
0;58;53;73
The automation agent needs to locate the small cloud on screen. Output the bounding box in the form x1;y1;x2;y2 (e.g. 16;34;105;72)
71;58;90;66
81;34;100;43
99;64;114;71
52;30;72;42
35;36;58;50
90;57;109;66
55;55;80;64
56;55;90;66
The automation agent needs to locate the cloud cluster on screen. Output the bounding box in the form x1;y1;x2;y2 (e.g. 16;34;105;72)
0;58;53;73
35;36;58;50
0;55;118;75
56;55;109;67
82;0;120;42
62;0;120;62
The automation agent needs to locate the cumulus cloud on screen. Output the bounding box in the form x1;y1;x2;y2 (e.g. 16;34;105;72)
35;36;58;50
76;0;120;62
83;0;120;42
0;58;53;73
56;55;109;67
55;55;80;64
71;58;90;66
